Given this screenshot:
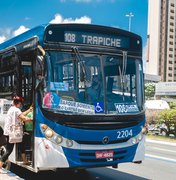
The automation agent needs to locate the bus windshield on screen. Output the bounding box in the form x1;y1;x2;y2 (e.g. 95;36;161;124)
42;50;143;115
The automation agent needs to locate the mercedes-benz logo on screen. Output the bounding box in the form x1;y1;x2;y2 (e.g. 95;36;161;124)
102;136;109;144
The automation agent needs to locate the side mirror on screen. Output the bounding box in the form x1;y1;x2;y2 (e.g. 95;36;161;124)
37;45;45;56
36;46;45;89
36;45;45;75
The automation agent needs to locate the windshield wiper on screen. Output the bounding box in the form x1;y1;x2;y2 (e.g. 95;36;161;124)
71;46;86;82
119;51;127;100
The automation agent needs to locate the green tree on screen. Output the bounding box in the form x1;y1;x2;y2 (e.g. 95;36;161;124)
169;101;176;109
158;108;176;136
144;83;155;100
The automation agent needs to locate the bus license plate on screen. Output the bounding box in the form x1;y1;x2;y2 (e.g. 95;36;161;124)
95;150;114;159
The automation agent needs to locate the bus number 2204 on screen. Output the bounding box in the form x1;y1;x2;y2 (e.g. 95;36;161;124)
117;129;133;139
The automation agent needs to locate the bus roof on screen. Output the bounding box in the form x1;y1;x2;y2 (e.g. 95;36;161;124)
0;24;46;51
0;23;142;52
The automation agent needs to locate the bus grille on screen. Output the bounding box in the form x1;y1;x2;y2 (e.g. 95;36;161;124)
63;144;138;167
65;121;138;130
76;138;129;145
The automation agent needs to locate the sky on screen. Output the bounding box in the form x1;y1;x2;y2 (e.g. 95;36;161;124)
0;0;148;59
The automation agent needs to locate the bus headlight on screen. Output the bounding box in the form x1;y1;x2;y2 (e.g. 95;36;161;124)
40;124;75;148
54;135;63;144
45;129;54;138
41;124;48;131
66;139;73;147
137;134;142;141
131;138;137;144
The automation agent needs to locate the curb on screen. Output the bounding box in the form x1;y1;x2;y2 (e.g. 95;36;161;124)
0;168;24;179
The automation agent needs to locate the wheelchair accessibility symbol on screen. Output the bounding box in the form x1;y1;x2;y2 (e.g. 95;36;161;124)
95;102;104;113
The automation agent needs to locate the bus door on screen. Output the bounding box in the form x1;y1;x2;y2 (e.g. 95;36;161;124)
21;60;33;103
16;52;34;164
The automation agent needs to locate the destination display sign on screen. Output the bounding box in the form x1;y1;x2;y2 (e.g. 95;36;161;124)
64;31;130;48
45;25;142;50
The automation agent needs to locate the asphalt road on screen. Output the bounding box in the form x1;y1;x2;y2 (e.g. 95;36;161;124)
2;138;176;180
117;139;176;180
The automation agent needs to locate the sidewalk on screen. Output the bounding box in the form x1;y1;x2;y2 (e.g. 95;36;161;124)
0;168;24;180
146;138;176;146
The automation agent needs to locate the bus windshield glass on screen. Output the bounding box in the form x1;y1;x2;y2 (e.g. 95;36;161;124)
42;50;143;115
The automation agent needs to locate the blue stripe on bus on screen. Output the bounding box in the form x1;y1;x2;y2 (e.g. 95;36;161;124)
35;105;145;144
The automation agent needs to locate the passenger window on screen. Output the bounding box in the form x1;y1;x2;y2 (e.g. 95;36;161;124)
0;51;19;99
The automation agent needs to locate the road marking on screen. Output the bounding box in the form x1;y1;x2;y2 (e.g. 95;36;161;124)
146;139;176;146
151;147;176;154
145;153;176;163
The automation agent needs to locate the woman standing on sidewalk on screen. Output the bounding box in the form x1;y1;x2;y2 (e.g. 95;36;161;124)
0;96;33;173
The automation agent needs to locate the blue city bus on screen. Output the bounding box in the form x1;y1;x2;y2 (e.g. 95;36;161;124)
0;23;146;172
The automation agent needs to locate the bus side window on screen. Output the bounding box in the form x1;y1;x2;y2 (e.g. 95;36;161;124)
22;65;32;100
0;51;19;99
20;53;33;105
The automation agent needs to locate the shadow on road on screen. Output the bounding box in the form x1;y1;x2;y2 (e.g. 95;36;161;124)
87;167;149;180
10;164;149;180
